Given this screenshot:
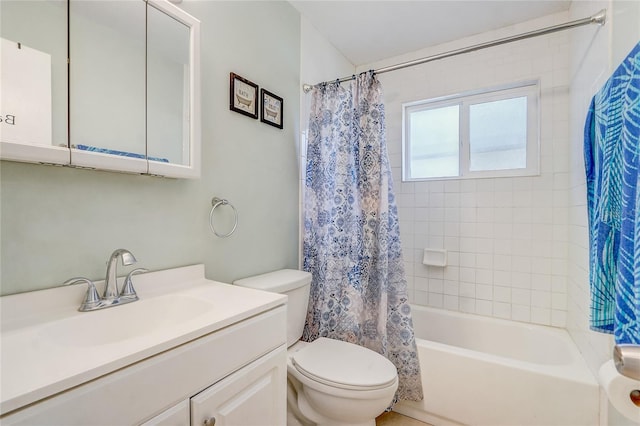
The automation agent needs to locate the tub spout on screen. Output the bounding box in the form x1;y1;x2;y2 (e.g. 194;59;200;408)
614;344;640;381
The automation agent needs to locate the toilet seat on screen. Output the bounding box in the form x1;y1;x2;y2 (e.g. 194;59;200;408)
291;337;398;391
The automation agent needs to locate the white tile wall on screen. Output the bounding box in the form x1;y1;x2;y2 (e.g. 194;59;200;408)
569;12;640;426
566;0;636;379
365;12;573;327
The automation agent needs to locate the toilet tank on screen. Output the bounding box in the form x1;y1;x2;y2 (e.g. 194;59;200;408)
234;269;311;347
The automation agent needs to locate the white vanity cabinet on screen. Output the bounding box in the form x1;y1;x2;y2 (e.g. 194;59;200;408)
1;308;286;426
0;265;287;426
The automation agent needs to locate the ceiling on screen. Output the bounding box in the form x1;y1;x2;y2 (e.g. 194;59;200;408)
290;1;572;66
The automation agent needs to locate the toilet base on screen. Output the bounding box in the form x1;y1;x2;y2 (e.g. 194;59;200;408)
287;371;394;426
285;339;397;426
287;377;314;426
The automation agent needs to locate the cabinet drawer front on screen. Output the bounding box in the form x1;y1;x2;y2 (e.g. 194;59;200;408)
1;306;286;425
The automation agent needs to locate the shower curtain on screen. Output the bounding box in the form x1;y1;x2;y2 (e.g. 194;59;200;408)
302;72;423;402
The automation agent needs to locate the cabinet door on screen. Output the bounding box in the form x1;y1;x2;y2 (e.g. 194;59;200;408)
0;0;69;165
141;400;189;426
69;0;147;174
191;345;287;426
146;0;200;179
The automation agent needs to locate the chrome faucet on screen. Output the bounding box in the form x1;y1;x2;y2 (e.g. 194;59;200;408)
64;249;147;312
104;249;137;301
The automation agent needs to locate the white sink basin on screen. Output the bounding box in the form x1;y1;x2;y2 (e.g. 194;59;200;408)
1;265;288;415
40;294;213;347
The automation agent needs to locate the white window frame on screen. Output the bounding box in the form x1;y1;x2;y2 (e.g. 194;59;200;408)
402;80;540;181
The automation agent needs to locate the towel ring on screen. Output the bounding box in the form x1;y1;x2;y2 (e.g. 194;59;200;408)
209;197;238;238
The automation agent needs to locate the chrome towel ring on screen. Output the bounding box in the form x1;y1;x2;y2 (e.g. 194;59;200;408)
209;197;238;238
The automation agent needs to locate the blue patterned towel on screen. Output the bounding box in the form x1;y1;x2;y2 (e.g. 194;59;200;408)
584;41;640;344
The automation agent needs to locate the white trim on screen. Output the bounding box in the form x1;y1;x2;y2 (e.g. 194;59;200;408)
70;148;148;174
0;142;70;166
146;0;201;179
402;79;539;109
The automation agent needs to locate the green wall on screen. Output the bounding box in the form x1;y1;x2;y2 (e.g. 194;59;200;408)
0;1;301;295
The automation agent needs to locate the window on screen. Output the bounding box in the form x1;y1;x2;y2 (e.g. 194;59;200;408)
403;82;539;181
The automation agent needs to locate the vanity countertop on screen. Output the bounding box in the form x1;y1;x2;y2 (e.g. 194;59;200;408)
0;265;286;415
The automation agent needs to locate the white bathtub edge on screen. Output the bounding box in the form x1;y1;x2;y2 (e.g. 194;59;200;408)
394;402;463;426
406;305;601;426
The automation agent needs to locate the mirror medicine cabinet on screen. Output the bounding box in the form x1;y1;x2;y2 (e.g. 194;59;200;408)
0;0;201;179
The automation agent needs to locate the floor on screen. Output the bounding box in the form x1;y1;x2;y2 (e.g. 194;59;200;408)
375;411;431;426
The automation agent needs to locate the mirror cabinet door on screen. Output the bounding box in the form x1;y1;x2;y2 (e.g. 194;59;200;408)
146;0;200;178
0;0;69;164
69;0;147;173
147;4;190;167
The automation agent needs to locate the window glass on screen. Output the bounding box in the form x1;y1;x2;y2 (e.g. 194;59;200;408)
409;105;459;179
469;96;527;171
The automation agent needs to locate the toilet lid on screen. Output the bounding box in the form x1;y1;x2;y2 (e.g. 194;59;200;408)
291;337;398;391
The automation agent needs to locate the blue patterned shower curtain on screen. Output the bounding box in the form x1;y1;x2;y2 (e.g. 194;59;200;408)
302;72;423;402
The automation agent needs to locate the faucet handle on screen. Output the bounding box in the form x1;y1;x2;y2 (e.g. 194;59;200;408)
120;268;148;300
64;277;101;311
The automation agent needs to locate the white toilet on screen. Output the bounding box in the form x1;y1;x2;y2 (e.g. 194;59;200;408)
234;269;398;426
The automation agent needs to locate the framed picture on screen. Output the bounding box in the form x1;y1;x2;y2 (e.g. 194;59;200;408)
260;89;283;129
230;72;258;119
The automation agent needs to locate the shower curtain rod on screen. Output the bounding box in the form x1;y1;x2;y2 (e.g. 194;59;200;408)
302;9;606;93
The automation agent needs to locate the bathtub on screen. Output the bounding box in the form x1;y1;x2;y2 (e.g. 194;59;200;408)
394;306;600;426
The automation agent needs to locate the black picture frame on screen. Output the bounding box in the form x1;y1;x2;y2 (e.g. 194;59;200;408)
260;89;283;129
230;72;258;119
